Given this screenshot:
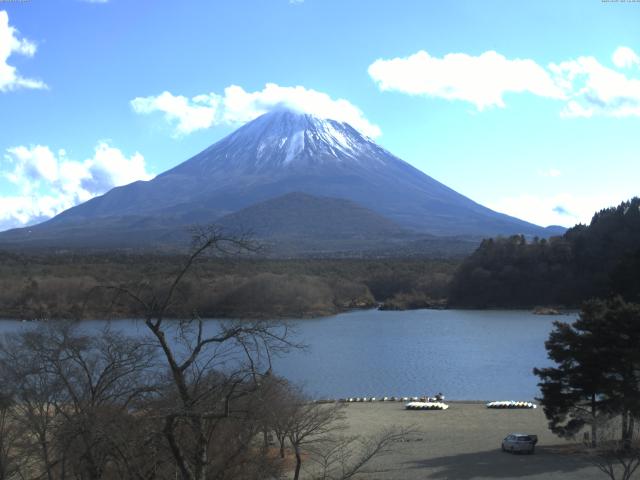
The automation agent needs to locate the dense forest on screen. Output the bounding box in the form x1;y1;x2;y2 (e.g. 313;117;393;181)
0;252;457;320
4;198;637;318
449;198;640;308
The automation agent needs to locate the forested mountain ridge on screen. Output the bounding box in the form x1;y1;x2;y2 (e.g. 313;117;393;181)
449;198;640;308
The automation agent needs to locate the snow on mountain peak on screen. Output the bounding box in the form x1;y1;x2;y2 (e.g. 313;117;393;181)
218;108;383;166
166;107;396;177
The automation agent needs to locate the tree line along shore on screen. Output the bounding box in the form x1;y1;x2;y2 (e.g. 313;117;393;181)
0;253;456;320
1;198;639;321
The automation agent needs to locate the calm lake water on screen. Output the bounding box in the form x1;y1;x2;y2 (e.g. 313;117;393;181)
272;309;578;401
0;309;575;401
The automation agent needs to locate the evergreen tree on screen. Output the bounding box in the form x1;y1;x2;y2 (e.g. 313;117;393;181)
581;298;640;448
450;197;640;308
534;317;608;446
534;298;640;447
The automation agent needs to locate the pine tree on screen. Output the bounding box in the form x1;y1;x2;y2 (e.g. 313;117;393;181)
534;298;640;447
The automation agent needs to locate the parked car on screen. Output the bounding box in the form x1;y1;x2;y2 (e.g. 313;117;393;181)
501;433;538;454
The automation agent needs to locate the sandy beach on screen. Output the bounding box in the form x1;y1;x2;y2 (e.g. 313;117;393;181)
334;402;608;480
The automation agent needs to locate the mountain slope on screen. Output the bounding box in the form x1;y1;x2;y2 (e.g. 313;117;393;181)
217;192;406;239
0;108;561;252
215;192;436;256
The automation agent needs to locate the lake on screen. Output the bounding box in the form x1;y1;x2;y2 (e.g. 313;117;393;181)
271;309;574;401
0;309;574;401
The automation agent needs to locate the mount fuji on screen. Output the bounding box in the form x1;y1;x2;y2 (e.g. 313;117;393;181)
0;108;563;253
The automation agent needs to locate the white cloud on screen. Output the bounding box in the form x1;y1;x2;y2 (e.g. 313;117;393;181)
551;54;640;118
612;46;640;69
131;91;221;136
538;168;561;178
0;10;47;92
0;143;153;231
0;196;68;230
368;50;565;110
487;192;635;228
369;48;640;119
560;100;593;119
131;83;381;138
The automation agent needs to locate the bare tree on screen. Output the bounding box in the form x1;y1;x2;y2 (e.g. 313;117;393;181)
260;375;296;459
99;226;298;480
0;392;25;480
276;385;417;480
0;338;61;480
284;390;346;480
0;322;158;480
307;427;416;480
1;225;418;480
584;417;640;480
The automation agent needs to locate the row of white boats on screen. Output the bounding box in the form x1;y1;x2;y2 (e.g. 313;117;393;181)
405;400;537;411
339;396;443;403
321;397;537;411
486;401;537;409
405;401;449;410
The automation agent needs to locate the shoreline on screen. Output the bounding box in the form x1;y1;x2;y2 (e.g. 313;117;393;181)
0;303;581;322
315;398;536;404
0;307;578;323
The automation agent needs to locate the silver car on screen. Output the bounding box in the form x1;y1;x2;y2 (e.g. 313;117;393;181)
501;433;537;454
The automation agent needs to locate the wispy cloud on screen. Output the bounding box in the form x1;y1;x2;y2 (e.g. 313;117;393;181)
369;47;640;119
487;192;635;227
0;10;47;92
552;205;571;216
131;83;381;138
551;51;640;118
538;168;561;178
0;143;153;230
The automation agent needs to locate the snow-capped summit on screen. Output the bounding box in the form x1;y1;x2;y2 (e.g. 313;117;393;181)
0;108;563;250
165;108;392;176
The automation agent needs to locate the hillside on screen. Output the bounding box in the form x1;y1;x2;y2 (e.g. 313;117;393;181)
448;198;640;308
217;192;405;239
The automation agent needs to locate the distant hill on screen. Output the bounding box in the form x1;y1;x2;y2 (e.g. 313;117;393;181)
449;198;640;307
0;108;563;254
216;192;483;257
217;192;405;239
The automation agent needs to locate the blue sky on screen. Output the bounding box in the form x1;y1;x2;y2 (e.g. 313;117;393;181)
1;0;639;231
